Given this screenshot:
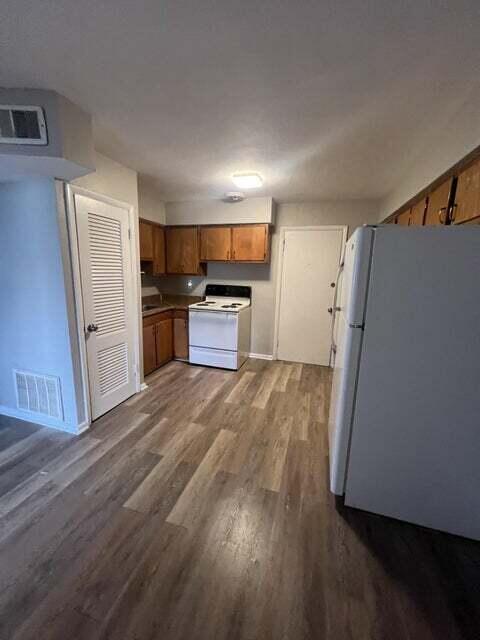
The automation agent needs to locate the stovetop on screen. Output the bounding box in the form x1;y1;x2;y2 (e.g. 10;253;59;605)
189;297;251;313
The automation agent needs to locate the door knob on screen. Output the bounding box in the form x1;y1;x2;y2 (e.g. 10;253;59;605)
328;307;333;314
87;323;99;333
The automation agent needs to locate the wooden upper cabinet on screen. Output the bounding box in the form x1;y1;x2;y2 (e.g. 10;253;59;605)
139;221;154;260
153;226;166;275
410;199;426;226
200;226;232;261
424;179;452;225
452;157;480;224
231;224;269;262
396;209;411;226
166;226;204;274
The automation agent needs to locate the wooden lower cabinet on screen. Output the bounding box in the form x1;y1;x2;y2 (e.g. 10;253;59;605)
143;309;189;376
156;318;173;365
173;310;189;359
142;324;157;376
143;311;173;376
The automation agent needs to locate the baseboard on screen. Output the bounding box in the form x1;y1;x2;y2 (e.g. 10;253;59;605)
249;353;274;361
76;420;91;434
0;404;84;435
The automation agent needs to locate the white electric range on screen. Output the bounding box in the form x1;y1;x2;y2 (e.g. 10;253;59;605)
189;284;252;370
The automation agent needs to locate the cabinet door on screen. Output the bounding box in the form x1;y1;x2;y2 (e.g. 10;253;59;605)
410;199;426;225
153;226;166;275
396;209;411;226
156;318;173;365
231;224;269;262
143;324;157;376
424;179;452;225
200;226;232;261
166;227;201;274
173;317;189;359
452;158;480;224
139;221;154;260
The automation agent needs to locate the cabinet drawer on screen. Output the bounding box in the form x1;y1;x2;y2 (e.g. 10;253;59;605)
143;310;173;328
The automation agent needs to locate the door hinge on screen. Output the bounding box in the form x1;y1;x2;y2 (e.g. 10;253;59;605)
128;227;131;239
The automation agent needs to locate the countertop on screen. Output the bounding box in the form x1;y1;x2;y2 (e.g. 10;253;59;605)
141;293;203;317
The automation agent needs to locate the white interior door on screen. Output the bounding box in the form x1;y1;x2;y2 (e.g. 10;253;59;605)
276;227;346;365
75;194;137;419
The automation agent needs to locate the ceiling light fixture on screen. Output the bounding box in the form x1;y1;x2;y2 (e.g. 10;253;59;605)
232;173;263;189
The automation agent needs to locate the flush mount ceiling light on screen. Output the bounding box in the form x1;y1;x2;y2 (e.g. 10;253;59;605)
232;173;263;189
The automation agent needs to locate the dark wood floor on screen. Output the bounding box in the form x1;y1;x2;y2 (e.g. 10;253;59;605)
0;359;479;640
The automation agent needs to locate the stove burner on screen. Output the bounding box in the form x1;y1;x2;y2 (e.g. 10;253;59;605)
221;304;241;309
196;302;213;307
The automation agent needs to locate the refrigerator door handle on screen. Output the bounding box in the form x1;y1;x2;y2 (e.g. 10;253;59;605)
329;262;344;360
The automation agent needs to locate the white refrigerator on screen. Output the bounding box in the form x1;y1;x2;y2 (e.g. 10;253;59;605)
328;224;480;540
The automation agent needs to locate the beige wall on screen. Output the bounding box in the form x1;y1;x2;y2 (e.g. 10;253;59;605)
146;199;378;355
138;175;166;224
73;152;139;208
379;83;480;220
165;197;275;225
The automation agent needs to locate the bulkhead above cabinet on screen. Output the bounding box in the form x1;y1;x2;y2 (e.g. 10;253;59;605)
0;88;95;181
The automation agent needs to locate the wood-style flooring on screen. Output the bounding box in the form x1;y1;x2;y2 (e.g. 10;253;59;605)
0;359;479;640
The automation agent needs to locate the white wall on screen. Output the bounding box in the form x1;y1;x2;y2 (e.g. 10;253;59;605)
73;152;139;208
138;176;166;225
148;200;378;355
0;179;83;432
165;197;274;225
379;82;480;220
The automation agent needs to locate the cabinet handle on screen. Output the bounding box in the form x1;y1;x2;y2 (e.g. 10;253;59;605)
449;203;458;223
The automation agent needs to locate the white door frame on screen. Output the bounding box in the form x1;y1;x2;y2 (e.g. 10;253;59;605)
65;183;141;427
273;225;348;361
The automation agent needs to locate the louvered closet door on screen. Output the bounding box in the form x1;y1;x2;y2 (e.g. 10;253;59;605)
75;194;136;419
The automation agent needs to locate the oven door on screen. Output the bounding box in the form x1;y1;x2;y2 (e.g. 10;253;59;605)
189;310;239;351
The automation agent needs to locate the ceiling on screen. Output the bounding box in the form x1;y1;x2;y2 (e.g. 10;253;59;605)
1;0;479;202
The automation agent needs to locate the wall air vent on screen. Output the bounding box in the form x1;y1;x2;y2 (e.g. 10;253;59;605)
0;105;47;145
14;370;63;420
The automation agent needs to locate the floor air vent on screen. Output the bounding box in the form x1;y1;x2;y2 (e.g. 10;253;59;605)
14;370;63;420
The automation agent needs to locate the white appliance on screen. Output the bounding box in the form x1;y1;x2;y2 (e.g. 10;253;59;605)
189;284;251;370
328;225;480;540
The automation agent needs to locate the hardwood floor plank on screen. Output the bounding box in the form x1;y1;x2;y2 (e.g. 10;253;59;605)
251;365;282;409
224;371;256;404
275;363;293;392
0;435;100;518
166;429;237;528
124;422;204;513
290;362;303;381
259;415;294;492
